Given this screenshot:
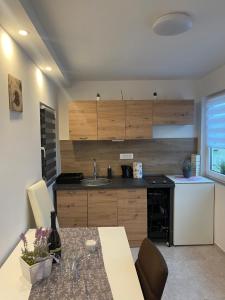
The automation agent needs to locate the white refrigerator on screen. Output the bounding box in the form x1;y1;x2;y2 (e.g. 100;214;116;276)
168;176;215;245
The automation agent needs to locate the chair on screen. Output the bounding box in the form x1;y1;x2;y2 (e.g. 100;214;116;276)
27;179;59;228
135;238;168;300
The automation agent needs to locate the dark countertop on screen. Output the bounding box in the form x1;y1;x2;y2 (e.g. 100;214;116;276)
54;177;148;191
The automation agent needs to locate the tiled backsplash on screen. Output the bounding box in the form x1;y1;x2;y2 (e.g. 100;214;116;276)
60;138;197;177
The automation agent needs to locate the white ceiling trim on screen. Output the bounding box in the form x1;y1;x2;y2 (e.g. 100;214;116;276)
0;0;69;86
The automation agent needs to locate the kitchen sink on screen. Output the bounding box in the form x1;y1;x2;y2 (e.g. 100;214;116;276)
81;177;111;186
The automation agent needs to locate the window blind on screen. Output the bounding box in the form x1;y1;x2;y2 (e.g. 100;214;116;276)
206;94;225;148
40;104;57;186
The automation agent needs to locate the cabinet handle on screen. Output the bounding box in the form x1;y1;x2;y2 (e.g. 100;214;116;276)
80;137;88;140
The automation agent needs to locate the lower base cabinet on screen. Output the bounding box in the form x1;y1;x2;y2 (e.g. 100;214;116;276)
56;188;147;246
57;190;88;227
117;189;147;247
88;190;118;226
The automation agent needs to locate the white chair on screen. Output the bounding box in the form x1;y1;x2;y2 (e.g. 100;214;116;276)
27;179;59;228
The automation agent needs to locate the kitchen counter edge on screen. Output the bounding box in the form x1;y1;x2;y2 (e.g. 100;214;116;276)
53;177;148;191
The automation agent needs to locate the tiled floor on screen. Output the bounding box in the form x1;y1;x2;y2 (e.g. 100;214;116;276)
131;244;225;300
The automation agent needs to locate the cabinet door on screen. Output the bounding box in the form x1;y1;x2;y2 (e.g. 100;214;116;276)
126;101;153;139
153;100;194;125
174;183;214;245
97;101;125;140
118;189;147;246
69;101;97;140
88;190;118;226
57;190;88;227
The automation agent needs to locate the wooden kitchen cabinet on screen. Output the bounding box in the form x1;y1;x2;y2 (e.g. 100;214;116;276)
126;100;153;139
68;100;194;141
88;189;118;226
57;190;88;227
97;100;125;140
117;189;147;246
153;100;194;125
56;187;147;246
69;101;97;140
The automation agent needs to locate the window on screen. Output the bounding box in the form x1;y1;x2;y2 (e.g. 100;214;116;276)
40;103;57;186
206;93;225;181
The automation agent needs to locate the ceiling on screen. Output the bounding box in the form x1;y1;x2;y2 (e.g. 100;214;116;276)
4;0;225;83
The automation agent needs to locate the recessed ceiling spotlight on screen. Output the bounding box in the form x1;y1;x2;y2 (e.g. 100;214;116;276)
45;66;52;71
152;12;193;36
18;30;28;36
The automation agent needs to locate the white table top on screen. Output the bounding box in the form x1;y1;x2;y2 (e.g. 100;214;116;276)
167;175;214;184
0;227;144;300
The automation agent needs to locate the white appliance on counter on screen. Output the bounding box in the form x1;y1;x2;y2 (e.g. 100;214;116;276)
167;176;215;246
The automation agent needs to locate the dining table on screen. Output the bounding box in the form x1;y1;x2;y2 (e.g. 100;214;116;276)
0;226;144;300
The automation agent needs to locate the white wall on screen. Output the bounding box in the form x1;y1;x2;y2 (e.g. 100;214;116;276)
215;183;225;251
197;64;225;97
197;64;225;252
58;79;198;140
0;28;58;265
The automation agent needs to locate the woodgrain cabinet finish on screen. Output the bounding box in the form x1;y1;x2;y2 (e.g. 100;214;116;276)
153;100;194;125
56;188;147;246
126;100;153;139
69;101;97;140
88;189;118;226
97;101;126;140
57;190;88;227
68;100;194;140
118;189;147;246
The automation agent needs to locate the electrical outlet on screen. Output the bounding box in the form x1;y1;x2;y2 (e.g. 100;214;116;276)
120;153;134;160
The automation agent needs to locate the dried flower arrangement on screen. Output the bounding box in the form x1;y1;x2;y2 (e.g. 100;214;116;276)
20;228;51;266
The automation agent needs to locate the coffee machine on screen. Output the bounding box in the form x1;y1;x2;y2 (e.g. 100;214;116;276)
121;165;133;178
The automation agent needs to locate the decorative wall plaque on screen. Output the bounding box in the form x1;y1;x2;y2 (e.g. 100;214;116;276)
8;74;23;112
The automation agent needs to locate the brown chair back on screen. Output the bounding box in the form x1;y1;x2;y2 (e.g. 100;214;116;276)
135;238;168;300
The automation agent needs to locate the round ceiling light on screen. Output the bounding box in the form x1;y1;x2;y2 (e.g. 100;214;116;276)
152;12;193;36
18;30;28;36
45;66;52;71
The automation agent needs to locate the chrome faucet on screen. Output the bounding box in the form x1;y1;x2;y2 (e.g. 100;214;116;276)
93;158;97;180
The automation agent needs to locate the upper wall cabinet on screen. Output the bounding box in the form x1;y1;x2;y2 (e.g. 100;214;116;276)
97;101;126;140
126;100;153;139
153;100;194;125
69;101;97;140
68;99;195;141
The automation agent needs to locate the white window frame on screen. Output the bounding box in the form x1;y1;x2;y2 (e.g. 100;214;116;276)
204;92;225;184
205;146;225;183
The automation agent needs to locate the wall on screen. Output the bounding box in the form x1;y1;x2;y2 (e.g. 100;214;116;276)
215;183;225;251
197;64;225;252
197;64;225;97
60;139;197;176
0;28;58;264
58;80;198;140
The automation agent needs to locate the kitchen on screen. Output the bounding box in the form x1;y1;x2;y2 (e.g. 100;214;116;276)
0;0;225;299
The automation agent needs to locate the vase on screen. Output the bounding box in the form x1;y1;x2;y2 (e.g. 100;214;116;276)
182;168;192;178
20;257;53;285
